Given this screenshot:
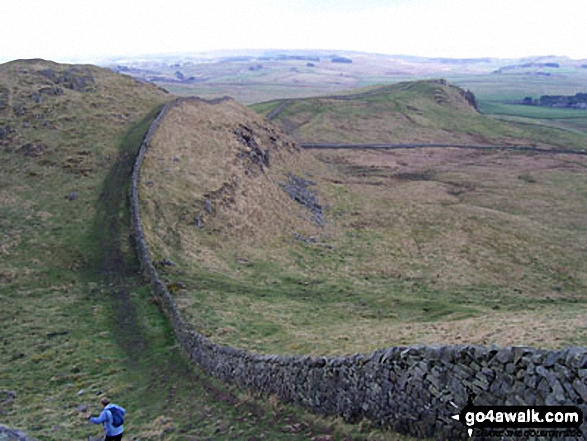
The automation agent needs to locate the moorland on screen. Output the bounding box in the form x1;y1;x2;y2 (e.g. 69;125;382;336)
139;80;587;356
2;51;587;440
1;59;403;440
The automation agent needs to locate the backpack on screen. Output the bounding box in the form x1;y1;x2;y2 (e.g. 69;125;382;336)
108;407;124;427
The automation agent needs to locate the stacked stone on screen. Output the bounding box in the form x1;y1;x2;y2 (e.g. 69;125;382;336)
130;97;587;440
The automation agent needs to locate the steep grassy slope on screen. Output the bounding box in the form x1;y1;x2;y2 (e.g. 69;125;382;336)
1;61;394;441
0;60;174;438
253;80;587;151
139;90;587;357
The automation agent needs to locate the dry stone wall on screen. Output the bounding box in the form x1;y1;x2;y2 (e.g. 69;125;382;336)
130;98;587;440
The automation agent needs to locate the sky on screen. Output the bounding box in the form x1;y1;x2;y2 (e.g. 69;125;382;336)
2;0;586;63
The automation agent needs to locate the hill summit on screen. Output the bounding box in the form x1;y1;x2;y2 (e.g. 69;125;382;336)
139;97;332;267
253;79;586;149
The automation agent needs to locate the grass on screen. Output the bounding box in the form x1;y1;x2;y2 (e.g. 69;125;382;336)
1;60;413;440
138;91;587;357
478;101;587;120
252;81;587;151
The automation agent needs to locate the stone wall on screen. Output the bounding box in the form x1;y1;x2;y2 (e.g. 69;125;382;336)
130;97;587;440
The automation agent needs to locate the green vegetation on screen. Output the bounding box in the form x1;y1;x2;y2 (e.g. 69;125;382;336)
1;60;401;440
253;81;587;151
3;57;587;440
139;89;587;357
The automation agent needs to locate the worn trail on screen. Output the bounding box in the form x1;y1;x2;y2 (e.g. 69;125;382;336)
90;107;358;440
301;142;587;155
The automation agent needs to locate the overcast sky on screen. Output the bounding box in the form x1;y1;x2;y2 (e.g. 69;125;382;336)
2;0;586;63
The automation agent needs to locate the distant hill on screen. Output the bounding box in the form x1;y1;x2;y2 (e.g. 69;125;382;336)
252;79;587;150
493;62;560;74
98;51;587;104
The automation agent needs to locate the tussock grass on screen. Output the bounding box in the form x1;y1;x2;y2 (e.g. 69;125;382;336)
140;91;587;357
2;61;398;441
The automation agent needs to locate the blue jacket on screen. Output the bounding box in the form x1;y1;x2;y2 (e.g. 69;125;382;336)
89;404;125;436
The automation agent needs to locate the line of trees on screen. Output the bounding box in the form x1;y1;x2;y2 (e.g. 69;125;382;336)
522;93;587;109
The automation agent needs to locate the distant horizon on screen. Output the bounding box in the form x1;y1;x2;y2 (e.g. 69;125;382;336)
3;0;586;64
2;48;586;66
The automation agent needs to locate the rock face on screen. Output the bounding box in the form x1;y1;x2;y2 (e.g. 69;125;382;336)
282;174;325;226
235;125;270;167
20;142;46;157
131;98;587;440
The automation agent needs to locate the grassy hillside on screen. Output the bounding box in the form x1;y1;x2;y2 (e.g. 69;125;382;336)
139;89;587;357
1;60;396;440
253;80;587;151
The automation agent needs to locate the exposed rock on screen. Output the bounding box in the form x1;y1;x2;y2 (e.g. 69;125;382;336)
38;67;95;92
159;258;176;267
30;92;43;104
282;174;325;226
204;199;213;214
293;232;317;244
39;86;63;96
14;104;25;116
20;142;46;157
0;126;13;140
194;213;204;229
0;425;38;441
235;125;270;168
462;90;478;110
66;190;77;201
0;390;16;408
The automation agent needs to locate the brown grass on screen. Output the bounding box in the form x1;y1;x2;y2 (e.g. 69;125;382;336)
139;96;587;356
140;98;334;264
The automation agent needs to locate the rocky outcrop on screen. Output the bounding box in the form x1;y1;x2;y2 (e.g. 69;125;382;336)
37;67;95;92
282;174;325;226
235;124;270;167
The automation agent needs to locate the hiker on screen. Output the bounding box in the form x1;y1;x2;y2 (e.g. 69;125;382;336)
86;397;125;441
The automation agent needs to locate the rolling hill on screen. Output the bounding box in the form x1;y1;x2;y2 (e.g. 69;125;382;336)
3;59;586;439
253;80;587;151
1;60;388;441
138;81;587;357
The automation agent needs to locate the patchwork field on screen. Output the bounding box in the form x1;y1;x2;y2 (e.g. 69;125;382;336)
138;88;587;357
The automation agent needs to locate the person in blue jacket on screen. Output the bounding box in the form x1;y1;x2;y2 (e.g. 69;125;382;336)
86;397;125;440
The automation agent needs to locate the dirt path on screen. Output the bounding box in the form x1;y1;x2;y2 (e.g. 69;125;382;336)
301;142;587;155
90;110;378;440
